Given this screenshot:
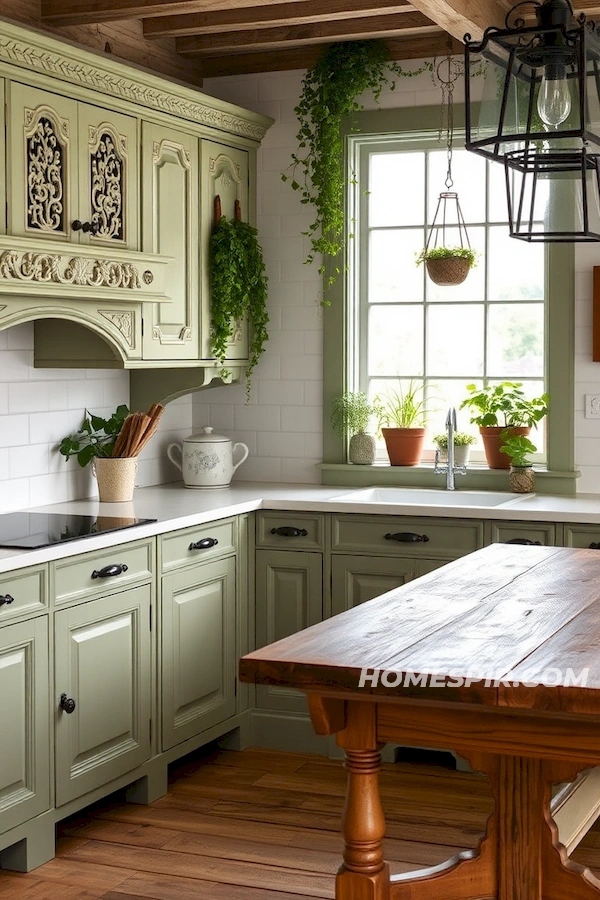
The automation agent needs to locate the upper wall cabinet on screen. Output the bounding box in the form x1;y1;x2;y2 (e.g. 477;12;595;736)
141;123;198;361
7;83;138;250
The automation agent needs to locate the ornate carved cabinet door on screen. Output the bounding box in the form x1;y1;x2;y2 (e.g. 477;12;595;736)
141;122;199;360
78;104;138;250
200;140;250;362
7;82;78;240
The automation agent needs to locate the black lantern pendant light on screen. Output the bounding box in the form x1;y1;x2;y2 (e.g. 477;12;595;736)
464;0;600;241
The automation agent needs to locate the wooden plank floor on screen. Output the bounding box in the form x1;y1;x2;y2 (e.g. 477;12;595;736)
2;745;600;900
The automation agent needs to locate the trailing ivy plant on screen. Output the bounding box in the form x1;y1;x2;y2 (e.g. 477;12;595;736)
283;40;431;301
209;216;269;401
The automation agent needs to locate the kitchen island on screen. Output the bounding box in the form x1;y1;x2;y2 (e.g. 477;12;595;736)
240;542;600;900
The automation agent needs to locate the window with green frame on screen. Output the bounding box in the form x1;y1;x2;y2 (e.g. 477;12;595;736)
321;106;576;494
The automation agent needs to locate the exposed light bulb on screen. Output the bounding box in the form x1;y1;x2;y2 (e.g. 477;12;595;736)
537;64;572;127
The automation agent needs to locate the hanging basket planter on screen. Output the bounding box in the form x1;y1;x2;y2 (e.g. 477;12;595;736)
425;255;471;286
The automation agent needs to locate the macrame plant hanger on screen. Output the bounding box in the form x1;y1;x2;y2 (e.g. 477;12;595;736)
423;48;473;286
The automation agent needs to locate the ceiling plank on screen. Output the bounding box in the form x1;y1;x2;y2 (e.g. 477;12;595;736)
177;11;439;54
143;0;415;37
408;0;507;43
200;32;461;76
40;0;323;26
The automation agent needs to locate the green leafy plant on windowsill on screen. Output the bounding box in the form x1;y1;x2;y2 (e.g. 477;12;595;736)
374;381;429;430
460;382;549;428
331;391;376;438
282;40;431;302
432;432;476;451
499;432;537;467
58;404;130;468
209;216;269;401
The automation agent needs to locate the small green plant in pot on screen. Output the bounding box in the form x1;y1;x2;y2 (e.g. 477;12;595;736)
433;431;476;467
375;382;428;466
499;431;537;493
459;381;548;469
331;391;377;465
416;247;476;287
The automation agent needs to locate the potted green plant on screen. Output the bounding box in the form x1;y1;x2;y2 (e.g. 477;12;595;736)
433;431;476;467
459;382;548;469
374;382;428;466
499;431;537;493
416;246;476;286
331;391;377;464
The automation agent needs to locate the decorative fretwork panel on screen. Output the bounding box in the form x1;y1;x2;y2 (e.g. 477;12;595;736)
90;129;125;241
26;113;68;234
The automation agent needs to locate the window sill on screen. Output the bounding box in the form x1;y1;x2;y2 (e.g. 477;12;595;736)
319;463;579;496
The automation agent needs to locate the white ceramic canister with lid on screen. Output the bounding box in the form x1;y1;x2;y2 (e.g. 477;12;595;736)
167;426;249;488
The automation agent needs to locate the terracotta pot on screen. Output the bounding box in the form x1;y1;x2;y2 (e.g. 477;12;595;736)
479;426;530;470
509;465;536;493
382;427;425;466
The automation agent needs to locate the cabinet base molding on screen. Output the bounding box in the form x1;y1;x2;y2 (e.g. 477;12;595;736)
250;710;330;755
0;809;55;873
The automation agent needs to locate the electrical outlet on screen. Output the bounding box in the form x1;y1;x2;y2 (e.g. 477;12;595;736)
585;394;600;418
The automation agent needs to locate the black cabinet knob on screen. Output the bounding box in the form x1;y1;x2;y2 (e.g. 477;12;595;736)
385;532;429;543
0;594;14;607
71;219;98;235
589;542;600;550
270;527;308;537
60;693;76;714
189;538;219;551
91;564;128;579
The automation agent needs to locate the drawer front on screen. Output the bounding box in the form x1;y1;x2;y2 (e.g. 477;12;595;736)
256;511;324;551
160;519;236;572
53;539;153;606
563;524;600;550
331;514;483;559
488;521;557;547
0;565;47;620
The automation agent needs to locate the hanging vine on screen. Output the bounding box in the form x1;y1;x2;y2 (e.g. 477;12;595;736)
282;40;431;300
209;199;269;401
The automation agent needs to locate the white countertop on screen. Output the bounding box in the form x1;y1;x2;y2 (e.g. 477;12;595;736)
1;480;600;574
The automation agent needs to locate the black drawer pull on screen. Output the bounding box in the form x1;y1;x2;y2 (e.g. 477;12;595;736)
385;532;429;543
590;542;600;550
72;219;99;235
189;538;219;551
270;527;308;537
505;538;542;546
60;693;76;714
0;594;14;607
91;564;128;579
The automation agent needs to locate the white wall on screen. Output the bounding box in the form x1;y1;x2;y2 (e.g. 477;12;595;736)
202;65;600;492
0;322;192;513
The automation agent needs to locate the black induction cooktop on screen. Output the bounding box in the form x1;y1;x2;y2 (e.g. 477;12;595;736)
0;512;157;550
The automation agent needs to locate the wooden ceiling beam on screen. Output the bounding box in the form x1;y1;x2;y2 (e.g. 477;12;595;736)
177;11;439;54
143;0;414;37
200;32;460;76
407;0;507;43
40;0;313;26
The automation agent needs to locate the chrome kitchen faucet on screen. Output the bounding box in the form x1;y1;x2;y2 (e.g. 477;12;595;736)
434;407;466;491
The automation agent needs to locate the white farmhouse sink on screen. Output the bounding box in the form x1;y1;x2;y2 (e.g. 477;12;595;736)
334;488;530;508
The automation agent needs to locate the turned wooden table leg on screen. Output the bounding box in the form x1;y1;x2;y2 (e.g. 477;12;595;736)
336;702;390;900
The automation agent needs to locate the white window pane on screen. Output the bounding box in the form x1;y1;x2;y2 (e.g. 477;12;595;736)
427;304;484;377
427;149;486;223
427;227;486;302
369;152;425;227
369;229;424;303
488;227;544;301
368;306;424;377
488;161;509;222
426;379;481;447
487;304;545;377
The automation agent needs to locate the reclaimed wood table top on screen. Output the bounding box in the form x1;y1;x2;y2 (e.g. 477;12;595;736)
240;543;600;716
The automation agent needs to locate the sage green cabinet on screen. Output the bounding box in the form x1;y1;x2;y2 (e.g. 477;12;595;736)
488;520;558;546
161;556;236;751
331;555;422;616
200;139;250;362
141;123;199;361
54;585;151;807
0;617;50;835
255;548;323;713
7;82;138;249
